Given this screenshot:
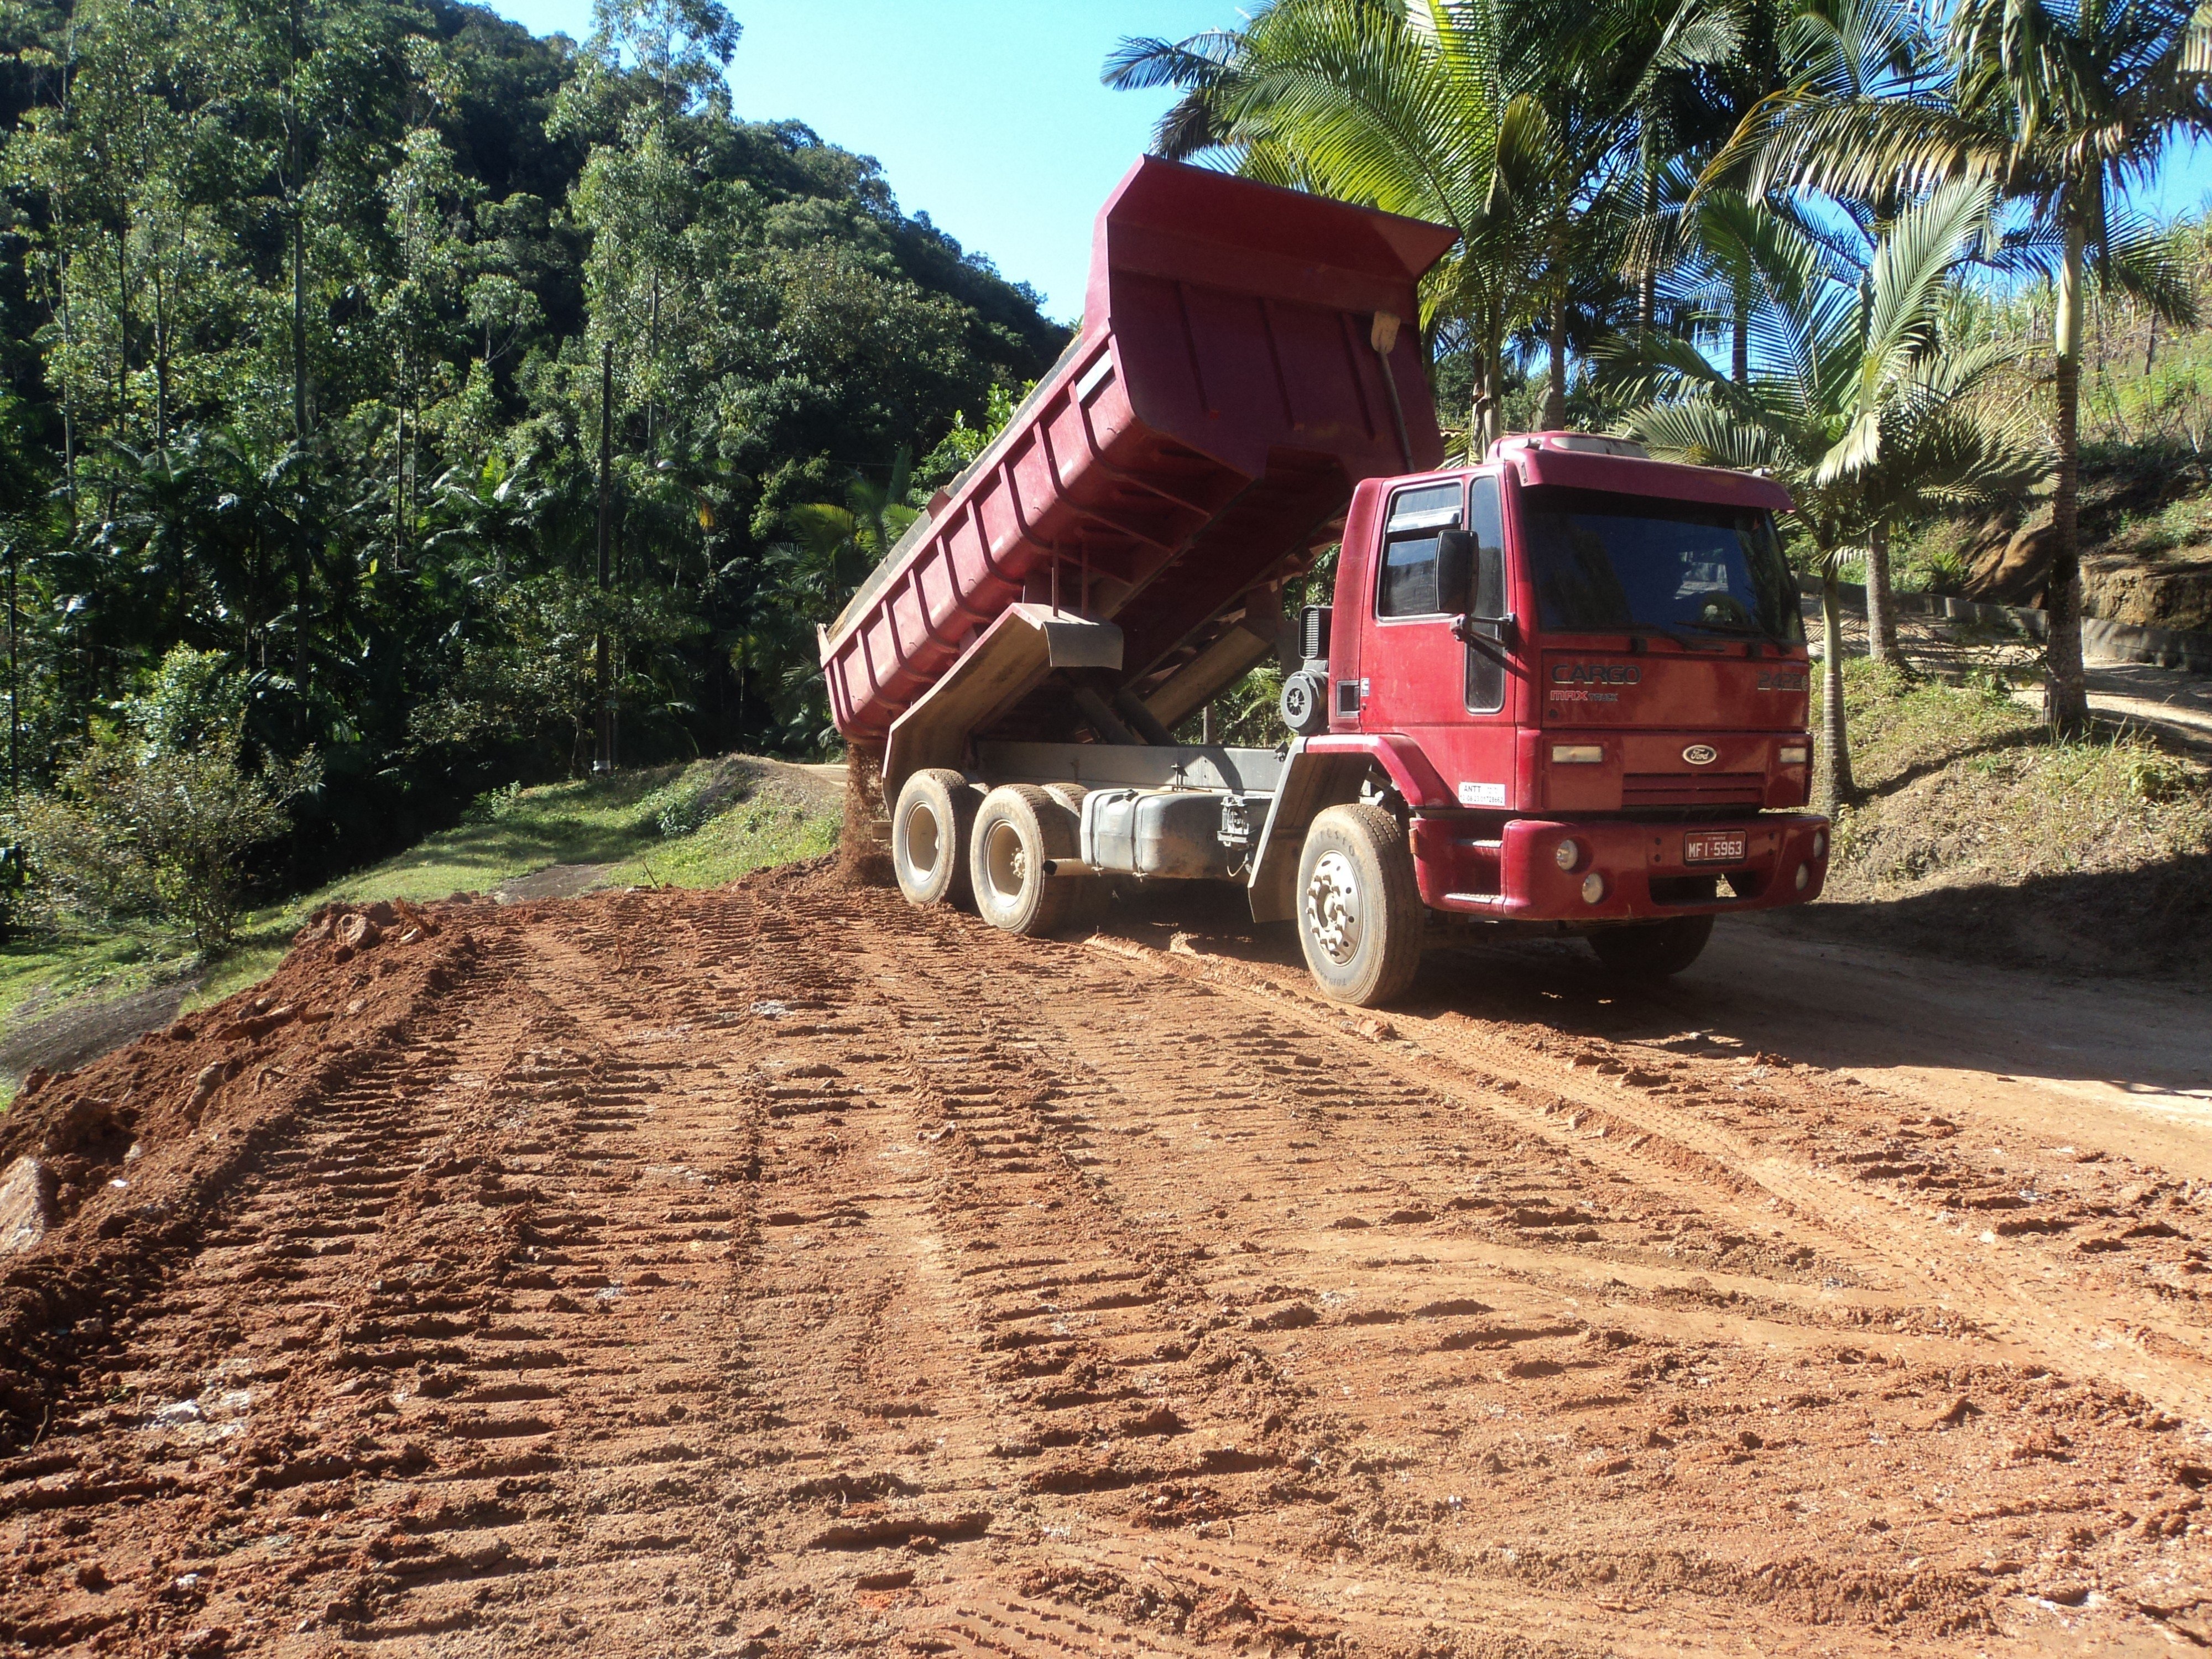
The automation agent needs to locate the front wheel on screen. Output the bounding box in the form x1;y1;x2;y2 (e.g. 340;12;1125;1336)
1588;914;1714;979
1295;804;1425;1006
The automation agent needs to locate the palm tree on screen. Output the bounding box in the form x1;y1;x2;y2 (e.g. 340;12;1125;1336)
1622;180;2046;808
1624;0;1931;378
1109;0;1718;449
1714;0;2208;732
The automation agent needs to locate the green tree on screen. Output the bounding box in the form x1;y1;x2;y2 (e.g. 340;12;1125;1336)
1718;0;2206;732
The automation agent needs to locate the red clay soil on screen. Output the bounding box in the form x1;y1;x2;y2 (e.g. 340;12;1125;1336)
3;867;2209;1657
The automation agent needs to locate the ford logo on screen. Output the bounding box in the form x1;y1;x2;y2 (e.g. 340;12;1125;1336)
1682;744;1718;766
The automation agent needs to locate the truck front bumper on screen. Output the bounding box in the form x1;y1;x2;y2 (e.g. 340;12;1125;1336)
1411;813;1831;922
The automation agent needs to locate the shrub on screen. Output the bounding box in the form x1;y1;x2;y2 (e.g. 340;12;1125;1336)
15;734;317;949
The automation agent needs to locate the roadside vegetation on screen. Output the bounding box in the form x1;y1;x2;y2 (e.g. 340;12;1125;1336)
0;753;838;1102
1802;660;2212;975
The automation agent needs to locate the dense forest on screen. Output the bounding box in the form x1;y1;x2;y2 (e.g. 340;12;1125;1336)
0;0;1063;903
8;0;2211;954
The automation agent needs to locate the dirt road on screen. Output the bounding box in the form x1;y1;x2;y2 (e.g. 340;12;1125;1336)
5;869;2211;1657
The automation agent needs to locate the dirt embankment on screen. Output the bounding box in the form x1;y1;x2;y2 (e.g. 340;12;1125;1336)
4;870;2211;1657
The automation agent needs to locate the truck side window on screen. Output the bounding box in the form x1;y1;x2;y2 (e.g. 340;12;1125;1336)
1376;483;1462;618
1465;475;1507;713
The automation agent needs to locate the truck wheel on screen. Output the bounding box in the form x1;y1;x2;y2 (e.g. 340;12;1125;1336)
1588;914;1714;979
1296;804;1424;1006
891;768;977;908
970;785;1081;936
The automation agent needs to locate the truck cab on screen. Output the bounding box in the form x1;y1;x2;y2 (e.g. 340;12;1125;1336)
1251;432;1828;1000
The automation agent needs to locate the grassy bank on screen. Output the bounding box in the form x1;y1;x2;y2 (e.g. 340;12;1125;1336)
1796;661;2212;978
2;754;841;1097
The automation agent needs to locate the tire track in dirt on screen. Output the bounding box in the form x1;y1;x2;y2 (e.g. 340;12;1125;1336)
654;879;2206;1654
4;904;769;1656
8;870;2212;1656
1098;927;2212;1422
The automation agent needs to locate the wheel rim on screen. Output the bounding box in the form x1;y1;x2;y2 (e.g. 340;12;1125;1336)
902;801;941;879
1303;850;1361;966
983;820;1028;904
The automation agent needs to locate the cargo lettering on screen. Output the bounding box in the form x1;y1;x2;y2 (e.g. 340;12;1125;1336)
1551;662;1641;686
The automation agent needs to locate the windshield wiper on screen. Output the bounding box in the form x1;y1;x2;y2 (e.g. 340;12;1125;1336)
1628;625;1726;652
1675;619;1785;642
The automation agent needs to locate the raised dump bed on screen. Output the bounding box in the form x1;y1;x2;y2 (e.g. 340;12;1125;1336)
818;157;1459;747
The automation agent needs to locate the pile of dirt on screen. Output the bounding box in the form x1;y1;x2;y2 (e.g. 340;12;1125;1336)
0;895;483;1444
5;870;2212;1652
838;744;894;886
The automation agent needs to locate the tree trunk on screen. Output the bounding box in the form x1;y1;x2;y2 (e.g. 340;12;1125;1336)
2044;215;2090;735
1541;302;1568;430
1818;567;1854;812
1470;326;1503;457
393;363;405;571
152;245;169;463
1637;163;1657;334
57;248;77;528
291;173;310;716
1731;286;1750;387
1865;521;1897;666
114;229;129;440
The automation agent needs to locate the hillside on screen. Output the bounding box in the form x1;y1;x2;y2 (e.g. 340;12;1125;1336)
1893;225;2212;635
0;0;1066;893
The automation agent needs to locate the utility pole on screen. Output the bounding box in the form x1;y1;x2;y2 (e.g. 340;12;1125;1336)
594;342;614;775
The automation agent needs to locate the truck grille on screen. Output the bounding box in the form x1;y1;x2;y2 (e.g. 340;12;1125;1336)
1621;772;1764;808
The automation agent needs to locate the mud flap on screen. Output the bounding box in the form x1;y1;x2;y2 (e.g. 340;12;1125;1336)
1246;745;1373;924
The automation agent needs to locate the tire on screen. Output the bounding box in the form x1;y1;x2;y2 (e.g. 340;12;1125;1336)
969;785;1082;936
1295;804;1425;1006
891;768;977;909
1588;914;1714;979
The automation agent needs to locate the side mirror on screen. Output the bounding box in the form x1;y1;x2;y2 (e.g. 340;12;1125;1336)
1436;528;1475;617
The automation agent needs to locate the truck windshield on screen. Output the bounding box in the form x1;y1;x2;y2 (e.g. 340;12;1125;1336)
1519;485;1804;644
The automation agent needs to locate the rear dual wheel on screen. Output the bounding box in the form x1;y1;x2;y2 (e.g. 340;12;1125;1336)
971;784;1094;937
891;768;977;908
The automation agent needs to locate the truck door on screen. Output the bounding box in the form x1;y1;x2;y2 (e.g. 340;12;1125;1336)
1363;472;1517;810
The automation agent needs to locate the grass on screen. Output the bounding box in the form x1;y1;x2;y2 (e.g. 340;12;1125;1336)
1805;659;2212;976
2;753;843;1098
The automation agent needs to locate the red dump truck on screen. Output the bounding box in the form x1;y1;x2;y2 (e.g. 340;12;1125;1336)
820;158;1828;1006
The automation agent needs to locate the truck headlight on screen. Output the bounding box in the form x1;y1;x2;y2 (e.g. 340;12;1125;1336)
1553;838;1582;871
1779;743;1809;765
1551;743;1604;764
1795;863;1812;891
1811;829;1827;858
1580;873;1606;904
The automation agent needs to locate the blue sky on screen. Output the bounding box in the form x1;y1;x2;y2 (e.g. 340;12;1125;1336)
486;0;1232;322
484;0;2212;324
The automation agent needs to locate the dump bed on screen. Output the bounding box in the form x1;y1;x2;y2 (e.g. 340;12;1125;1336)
820;158;1459;744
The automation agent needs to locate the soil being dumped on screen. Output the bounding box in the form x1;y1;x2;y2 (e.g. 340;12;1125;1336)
4;868;2211;1657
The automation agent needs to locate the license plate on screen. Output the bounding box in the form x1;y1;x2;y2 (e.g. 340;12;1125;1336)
1683;830;1746;865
